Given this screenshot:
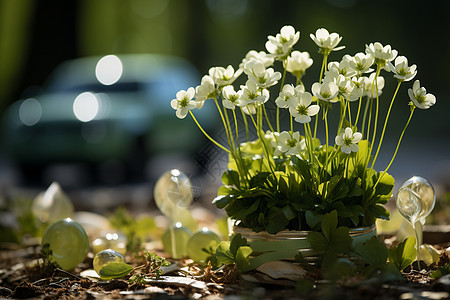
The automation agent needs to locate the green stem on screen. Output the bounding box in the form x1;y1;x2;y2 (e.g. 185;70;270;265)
361;97;370;138
189;111;230;153
263;104;275;133
373;107;415;189
367;67;382;168
277;58;288;133
223;106;236;150
240;108;250;142
323;107;330;176
354;96;363;129
371;81;402;168
314;53;329;139
337;97;346;136
214;98;233;150
347;100;352;128
233;109;250;184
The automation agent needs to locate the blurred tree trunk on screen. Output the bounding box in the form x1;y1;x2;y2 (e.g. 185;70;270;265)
0;0;35;110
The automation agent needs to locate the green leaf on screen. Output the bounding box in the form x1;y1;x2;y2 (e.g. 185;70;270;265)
212;195;231;209
431;264;450;279
308;231;328;251
230;233;249;257
217;185;232;196
353;236;388;269
99;262;134;280
235;246;253;272
321;211;338;241
331;226;352;253
367;204;390;220
249;172;271;188
266;207;289;234
305;211;322;230
281;205;296;221
222;170;241;189
388;236;417;271
215;241;235;265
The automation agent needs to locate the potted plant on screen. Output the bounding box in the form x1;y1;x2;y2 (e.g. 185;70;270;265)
170;25;436;272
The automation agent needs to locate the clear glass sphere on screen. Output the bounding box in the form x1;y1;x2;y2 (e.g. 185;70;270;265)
41;218;89;270
92;231;127;255
162;223;191;259
93;249;126;275
186;228;221;263
153;169;197;231
396;176;436;224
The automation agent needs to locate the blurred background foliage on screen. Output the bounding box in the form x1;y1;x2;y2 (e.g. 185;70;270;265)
0;0;449;186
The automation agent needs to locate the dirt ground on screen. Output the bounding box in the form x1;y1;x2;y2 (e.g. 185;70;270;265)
1;234;449;300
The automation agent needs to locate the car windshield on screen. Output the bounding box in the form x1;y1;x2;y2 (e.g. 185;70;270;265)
52;81;141;94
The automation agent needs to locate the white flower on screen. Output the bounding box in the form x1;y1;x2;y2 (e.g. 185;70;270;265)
311;81;339;102
241;103;257;115
365;42;397;69
222;85;242;109
209;65;242;86
327;56;356;78
335;127;362;154
275;84;297;108
322;68;339;85
408;80;436;109
348;77;364;101
244;60;282;88
266;25;300;59
310;28;345;53
195;75;216;108
363;73;385;98
288;91;320;123
285;51;313;78
336;75;361;102
170;87;196;119
276;131;305;156
238;80;270;106
388;56;417;82
265;130;279;150
239;50;274;69
348;52;374;75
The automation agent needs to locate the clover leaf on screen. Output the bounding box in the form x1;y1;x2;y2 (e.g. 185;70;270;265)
308;210;352;254
388;236;417;271
215;233;252;272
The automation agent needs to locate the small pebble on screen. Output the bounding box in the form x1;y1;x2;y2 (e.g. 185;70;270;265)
0;287;12;297
433;274;450;292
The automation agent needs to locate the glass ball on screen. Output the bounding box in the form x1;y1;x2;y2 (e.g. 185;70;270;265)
92;231;127;256
41;218;89;270
186;228;221;263
396;176;436;224
162;223;191;259
153;169;197;232
93;249;126;275
32;182;74;224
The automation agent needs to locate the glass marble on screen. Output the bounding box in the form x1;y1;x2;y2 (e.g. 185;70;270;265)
186;228;221;263
41;218;89;270
32;182;74;224
162;223;191;259
92;231;127;255
93;249;126;275
153;169;197;232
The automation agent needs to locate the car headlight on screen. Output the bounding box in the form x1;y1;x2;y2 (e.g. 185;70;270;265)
19;98;42;126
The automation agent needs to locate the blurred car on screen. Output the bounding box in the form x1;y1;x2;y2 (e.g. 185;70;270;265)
1;54;217;184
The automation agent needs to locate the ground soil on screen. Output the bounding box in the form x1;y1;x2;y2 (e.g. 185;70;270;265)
1;236;449;300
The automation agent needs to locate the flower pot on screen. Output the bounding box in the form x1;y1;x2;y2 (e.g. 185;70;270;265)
233;224;376;266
